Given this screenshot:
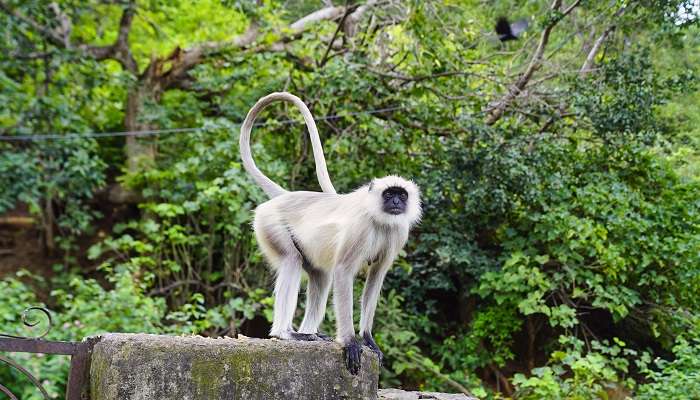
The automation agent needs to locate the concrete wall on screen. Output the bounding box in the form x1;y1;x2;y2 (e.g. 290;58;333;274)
88;333;474;400
90;333;379;400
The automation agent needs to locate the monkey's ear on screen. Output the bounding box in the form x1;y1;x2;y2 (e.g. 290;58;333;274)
368;180;374;192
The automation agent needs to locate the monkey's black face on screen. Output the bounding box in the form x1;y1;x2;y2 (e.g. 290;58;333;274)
381;186;408;215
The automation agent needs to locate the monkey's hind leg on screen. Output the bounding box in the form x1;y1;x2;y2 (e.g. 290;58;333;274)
298;268;332;341
269;254;304;340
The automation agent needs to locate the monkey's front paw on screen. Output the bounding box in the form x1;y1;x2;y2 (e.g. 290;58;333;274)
362;332;384;367
343;337;363;375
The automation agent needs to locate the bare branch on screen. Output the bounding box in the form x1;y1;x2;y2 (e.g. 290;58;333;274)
343;0;378;37
158;23;260;90
580;7;626;76
579;26;614;76
366;68;472;83
484;0;582;125
0;216;35;227
48;2;71;47
157;4;359;91
84;4;138;73
188;21;260;55
181;4;352;64
9;51;56;59
290;6;346;31
319;7;354;67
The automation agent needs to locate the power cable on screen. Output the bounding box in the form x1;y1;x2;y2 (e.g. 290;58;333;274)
0;105;407;142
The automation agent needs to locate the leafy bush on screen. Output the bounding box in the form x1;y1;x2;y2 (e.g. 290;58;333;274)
0;270;165;399
636;338;700;399
512;336;635;399
0;140;105;255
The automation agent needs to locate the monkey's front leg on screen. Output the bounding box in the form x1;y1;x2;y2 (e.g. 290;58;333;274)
360;259;391;367
333;263;362;375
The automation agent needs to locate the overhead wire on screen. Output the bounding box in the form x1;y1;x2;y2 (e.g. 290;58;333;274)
0;105;408;142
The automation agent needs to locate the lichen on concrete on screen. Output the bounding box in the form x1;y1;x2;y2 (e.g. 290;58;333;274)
89;333;379;400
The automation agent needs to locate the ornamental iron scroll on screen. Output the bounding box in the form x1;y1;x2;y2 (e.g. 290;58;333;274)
0;306;53;340
0;307;96;400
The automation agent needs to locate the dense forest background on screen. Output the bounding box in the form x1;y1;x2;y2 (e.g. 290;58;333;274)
1;0;699;398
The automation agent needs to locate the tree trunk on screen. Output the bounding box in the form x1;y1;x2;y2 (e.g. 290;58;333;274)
109;86;155;204
124;87;156;173
43;192;55;255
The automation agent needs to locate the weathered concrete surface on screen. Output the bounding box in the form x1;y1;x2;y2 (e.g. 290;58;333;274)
90;333;379;400
378;388;477;400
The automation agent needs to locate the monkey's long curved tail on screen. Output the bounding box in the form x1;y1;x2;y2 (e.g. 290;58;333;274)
239;92;336;198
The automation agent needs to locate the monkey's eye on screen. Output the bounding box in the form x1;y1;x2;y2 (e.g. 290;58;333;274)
383;192;392;200
399;194;408;201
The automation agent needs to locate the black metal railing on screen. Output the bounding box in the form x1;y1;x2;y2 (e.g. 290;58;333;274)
0;307;93;400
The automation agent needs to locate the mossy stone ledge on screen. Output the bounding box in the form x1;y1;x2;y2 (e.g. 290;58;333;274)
89;333;379;400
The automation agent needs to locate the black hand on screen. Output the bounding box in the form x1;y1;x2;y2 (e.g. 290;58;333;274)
362;332;383;367
343;337;363;375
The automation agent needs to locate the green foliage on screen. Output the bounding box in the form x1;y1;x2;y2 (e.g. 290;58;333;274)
637;338;700;399
441;307;522;371
512;337;635;400
86;123;276;335
0;139;106;253
572;52;670;145
51;267;166;339
372;290;430;387
1;0;699;398
0;270;166;399
476;151;700;339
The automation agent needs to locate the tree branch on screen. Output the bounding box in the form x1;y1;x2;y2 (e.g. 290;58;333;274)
579;7;625;76
290;6;346;31
1;1;139;74
3;1;365;89
319;6;355;67
366;68;472;83
84;3;138;73
156;4;360;91
579;26;614;76
485;0;582;125
343;0;378;38
157;22;260;91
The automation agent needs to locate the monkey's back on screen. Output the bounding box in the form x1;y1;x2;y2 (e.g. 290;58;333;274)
254;190;380;271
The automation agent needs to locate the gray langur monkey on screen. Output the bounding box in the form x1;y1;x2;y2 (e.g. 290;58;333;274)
239;92;421;374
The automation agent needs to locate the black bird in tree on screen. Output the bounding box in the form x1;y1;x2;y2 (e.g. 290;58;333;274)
495;17;529;41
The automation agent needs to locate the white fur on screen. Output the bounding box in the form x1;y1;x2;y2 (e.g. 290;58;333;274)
253;177;421;340
239;93;421;352
365;175;422;227
256;177;421;273
239;92;336;197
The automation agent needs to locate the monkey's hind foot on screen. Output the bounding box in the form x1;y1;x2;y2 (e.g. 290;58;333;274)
272;330;332;341
343;337;363;375
271;331;313;341
362;332;384;367
315;331;334;342
287;332;321;341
